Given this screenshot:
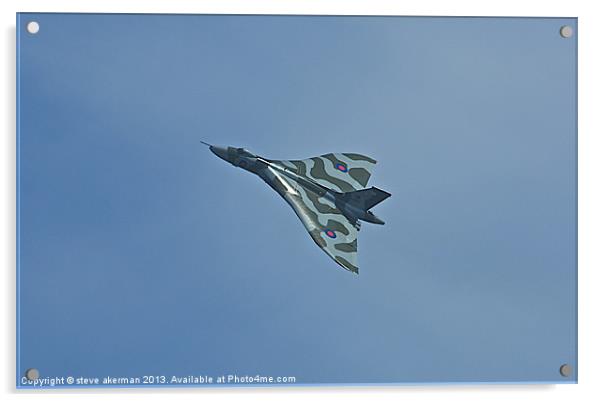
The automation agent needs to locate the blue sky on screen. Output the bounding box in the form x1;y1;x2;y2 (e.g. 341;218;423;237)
17;14;576;386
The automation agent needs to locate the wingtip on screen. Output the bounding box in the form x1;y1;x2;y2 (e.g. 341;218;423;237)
333;255;360;274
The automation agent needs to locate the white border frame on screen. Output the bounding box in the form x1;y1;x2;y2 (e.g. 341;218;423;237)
3;1;600;401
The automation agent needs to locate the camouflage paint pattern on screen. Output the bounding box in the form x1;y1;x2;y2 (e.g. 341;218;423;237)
208;145;388;274
263;153;378;274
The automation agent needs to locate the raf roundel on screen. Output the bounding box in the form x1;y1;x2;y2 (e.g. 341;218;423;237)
335;163;348;173
324;229;337;239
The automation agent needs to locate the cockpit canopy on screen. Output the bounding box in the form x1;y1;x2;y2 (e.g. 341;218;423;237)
236;148;255;158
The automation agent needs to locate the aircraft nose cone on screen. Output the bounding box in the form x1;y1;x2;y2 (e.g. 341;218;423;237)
210;145;229;161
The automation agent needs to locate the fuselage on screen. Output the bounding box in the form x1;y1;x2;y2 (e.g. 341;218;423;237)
209;145;383;226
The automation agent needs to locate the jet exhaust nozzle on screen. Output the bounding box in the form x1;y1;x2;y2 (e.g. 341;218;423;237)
364;211;385;225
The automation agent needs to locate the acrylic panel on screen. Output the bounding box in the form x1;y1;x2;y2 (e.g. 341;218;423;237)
16;13;577;388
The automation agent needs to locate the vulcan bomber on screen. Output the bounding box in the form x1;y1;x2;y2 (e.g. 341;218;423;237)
202;142;391;274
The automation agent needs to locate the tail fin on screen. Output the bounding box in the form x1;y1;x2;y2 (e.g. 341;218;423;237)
343;187;391;211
